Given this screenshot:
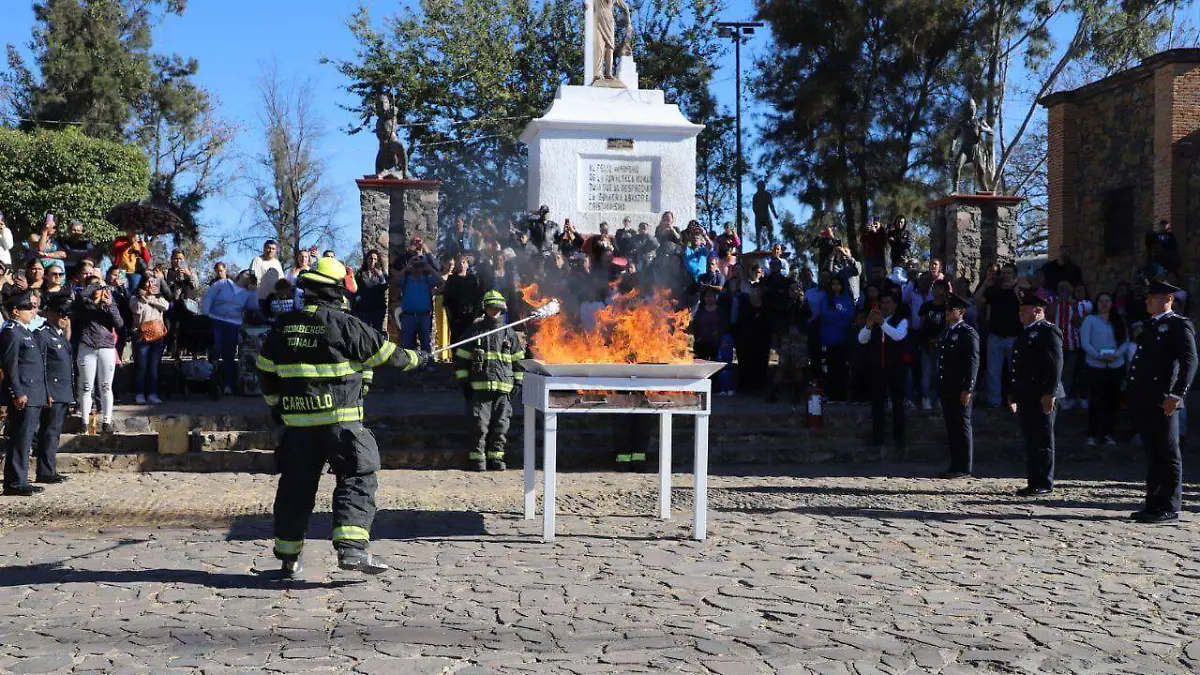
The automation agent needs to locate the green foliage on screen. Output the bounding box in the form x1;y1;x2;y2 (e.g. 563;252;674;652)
329;0;732;224
754;0;973;254
5;0;228;243
5;0;186;140
0;127;149;244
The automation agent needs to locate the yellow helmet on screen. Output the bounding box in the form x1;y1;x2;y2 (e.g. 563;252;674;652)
482;289;507;310
299;257;347;286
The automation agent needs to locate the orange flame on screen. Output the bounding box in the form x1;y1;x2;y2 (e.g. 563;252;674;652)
521;284;693;364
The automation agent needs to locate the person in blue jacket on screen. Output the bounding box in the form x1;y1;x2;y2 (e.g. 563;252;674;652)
816;277;855;401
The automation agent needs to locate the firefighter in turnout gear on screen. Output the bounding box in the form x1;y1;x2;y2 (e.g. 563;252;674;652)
455;290;525;471
256;257;430;578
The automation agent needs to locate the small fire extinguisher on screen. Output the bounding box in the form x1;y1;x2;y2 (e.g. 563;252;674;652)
806;377;825;429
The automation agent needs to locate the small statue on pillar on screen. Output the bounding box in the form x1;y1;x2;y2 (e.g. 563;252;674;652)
374;90;409;179
951;98;995;194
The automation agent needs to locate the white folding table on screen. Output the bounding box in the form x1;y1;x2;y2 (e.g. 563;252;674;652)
519;361;720;542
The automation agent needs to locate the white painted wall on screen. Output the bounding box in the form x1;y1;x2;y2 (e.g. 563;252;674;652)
521;85;703;233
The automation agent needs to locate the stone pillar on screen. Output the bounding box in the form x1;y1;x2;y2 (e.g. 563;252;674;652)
927;193;1024;288
356;178;441;341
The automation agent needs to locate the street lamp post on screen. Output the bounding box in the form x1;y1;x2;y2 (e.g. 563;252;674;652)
716;20;762;248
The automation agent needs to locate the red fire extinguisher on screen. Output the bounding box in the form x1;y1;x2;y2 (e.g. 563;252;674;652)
806;377;825;429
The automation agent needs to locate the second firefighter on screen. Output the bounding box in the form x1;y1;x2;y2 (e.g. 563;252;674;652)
455;290;525;471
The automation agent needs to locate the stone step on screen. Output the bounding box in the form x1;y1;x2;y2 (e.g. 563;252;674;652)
53;436;1128;474
59;433;158;454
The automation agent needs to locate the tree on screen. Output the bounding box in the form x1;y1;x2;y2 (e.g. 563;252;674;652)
243;66;338;266
328;0;732;226
5;0;232;245
0;127;149;243
4;0;187;140
754;0;974;256
632;0;737;233
959;0;1189;214
134;55;235;242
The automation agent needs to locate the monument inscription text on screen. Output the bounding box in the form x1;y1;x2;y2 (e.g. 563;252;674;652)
582;158;654;213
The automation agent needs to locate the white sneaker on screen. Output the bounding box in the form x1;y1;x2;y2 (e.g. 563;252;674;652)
921;398;932;411
1104;436;1117;445
1086;437;1097;447
135;394;146;404
147;394;162;404
1078;399;1089;410
222;386;233;395
1059;398;1075;411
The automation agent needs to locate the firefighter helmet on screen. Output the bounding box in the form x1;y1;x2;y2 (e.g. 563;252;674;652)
299;257;347;287
482;290;507;310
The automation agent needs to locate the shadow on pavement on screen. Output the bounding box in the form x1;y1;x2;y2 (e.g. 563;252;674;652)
0;564;363;589
225;509;488;542
713;504;1128;521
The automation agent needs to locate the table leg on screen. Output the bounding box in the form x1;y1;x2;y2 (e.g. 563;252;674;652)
658;413;672;519
523;405;536;520
693;414;709;541
543;413;558;542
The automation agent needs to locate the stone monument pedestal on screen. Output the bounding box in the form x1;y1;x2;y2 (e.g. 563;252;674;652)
927;193;1024;288
357;177;441;341
520;84;703;233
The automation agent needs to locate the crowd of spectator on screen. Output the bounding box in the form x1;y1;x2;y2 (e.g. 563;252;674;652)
0;211;403;428
424;208;1191;447
0;204;1184;446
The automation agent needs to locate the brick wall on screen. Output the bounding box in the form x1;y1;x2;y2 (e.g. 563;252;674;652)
1069;73;1156;293
1172;64;1200;275
1040;50;1200;295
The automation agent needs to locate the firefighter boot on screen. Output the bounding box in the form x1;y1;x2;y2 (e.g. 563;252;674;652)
487;457;507;471
253;557;302;580
338;550;390;575
281;559;302;578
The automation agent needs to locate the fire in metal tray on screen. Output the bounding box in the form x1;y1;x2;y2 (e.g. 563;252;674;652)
520;284;693;365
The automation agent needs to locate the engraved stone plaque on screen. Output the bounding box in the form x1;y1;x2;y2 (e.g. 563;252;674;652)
582;157;654;213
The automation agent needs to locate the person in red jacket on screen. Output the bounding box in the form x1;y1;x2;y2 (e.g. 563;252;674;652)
111;229;151;294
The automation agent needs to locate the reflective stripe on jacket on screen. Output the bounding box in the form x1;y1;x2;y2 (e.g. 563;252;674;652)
257;302;419;426
453;318;525;394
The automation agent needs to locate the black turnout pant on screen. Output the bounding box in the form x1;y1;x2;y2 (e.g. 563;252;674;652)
869;367;906;447
470;391;512;463
273;423;380;561
1017;396;1055;490
4;404;42;488
36;402;68;481
1135;401;1182;514
612;414;655;464
941;388;973;474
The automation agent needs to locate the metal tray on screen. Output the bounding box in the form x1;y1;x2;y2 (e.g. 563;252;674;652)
518;359;725;379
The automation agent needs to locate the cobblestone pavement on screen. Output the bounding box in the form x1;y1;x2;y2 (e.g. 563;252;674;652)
2;463;1199;674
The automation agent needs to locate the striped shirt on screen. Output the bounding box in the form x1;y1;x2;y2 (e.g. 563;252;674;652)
1049;298;1088;351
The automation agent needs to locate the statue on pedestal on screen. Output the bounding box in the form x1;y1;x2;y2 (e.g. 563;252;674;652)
374;91;409;179
593;0;631;83
951;99;994;194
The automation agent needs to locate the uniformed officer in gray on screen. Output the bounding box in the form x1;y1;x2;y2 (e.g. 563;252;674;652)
35;292;74;485
937;293;979;479
1009;292;1063;496
1128;279;1197;524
